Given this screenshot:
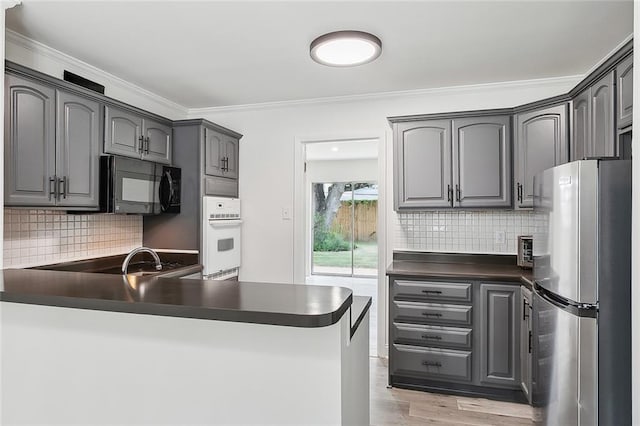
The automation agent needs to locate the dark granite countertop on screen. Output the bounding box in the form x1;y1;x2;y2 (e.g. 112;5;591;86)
386;252;533;289
350;296;372;337
0;269;353;328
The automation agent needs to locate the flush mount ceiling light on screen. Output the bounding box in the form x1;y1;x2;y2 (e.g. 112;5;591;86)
310;30;382;67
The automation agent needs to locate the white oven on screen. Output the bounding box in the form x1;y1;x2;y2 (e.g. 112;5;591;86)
202;196;242;279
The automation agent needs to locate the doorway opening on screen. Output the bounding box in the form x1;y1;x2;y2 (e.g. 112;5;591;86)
303;138;379;355
311;182;377;277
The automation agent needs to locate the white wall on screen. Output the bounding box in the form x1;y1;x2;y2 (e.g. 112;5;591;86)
190;76;580;284
5;30;187;120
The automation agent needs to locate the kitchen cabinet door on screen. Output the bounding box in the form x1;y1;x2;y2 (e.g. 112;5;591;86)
222;136;239;180
142;118;172;164
394;120;452;209
515;104;568;208
520;286;533;403
55;90;101;208
571;89;591;161
479;283;520;388
204;128;225;177
452;116;511;208
5;74;56;206
104;105;143;159
590;71;615;157
617;54;633;129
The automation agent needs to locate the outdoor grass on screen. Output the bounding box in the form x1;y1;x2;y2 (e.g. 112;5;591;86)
313;241;378;269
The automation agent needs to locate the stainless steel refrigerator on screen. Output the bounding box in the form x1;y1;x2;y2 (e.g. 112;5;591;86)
532;159;631;426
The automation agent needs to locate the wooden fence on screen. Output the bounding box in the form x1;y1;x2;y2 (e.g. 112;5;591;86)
330;202;377;242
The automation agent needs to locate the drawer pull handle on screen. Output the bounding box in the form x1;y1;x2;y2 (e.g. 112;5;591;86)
421;334;442;340
422;361;442;367
422;312;443;317
421;290;443;294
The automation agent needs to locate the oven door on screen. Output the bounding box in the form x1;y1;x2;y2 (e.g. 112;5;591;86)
203;219;242;276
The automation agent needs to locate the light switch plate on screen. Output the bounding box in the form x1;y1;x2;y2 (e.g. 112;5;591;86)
494;230;505;244
282;207;291;220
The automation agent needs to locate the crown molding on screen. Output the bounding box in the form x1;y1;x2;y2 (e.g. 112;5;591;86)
582;33;633;78
5;30;189;118
3;0;21;11
187;74;582;116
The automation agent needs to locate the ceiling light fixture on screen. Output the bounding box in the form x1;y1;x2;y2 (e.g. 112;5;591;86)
310;30;382;67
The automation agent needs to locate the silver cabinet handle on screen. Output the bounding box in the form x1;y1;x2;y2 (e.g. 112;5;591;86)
145;136;150;154
138;135;144;153
517;183;523;202
59;176;67;199
455;184;461;202
422;361;442;367
447;184;452;203
49;176;57;200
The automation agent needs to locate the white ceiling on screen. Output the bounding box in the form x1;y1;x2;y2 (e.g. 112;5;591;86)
6;1;633;109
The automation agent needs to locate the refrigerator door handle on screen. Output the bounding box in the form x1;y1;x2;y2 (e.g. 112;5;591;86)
534;282;598;317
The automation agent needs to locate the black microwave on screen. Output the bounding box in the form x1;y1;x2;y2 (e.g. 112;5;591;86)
99;155;181;215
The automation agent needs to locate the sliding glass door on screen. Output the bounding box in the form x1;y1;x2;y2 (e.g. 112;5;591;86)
311;182;377;277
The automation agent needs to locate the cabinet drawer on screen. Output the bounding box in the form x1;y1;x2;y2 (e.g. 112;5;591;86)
394;280;472;302
392;323;472;349
392;344;472;382
393;300;472;326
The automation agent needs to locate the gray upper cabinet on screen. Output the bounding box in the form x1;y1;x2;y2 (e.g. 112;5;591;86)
452;116;511;208
142;118;171;164
515;104;568;208
105;105;172;164
590;71;615;157
104;105;143;158
617;54;633;129
479;283;520;388
5;74;56;206
204;127;239;180
5;74;101;209
572;90;590;161
55;90;100;208
394;120;452;209
571;71;616;160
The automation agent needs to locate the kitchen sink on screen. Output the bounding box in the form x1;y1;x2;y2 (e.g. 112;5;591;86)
30;252;202;278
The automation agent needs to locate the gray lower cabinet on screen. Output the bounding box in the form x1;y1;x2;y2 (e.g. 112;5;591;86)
5;74;56;206
393;120;452;209
5;75;100;209
393;116;511;210
617;54;633;129
204;127;239;180
571;71;616;160
389;277;523;399
515;104;568;208
104;105;172;164
520;286;533;403
452;116;511;208
479;283;520;388
55;90;101;208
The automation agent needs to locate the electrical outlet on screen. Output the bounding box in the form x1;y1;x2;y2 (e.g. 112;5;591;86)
494;230;506;244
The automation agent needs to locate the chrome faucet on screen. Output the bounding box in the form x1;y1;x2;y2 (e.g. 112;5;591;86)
121;247;163;275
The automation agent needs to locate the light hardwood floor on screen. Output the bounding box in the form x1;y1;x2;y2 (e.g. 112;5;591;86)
370;358;533;426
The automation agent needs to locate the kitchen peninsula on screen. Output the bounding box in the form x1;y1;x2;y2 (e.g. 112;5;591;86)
0;269;371;425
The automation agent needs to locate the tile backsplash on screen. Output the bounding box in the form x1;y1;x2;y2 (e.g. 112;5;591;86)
395;210;544;254
3;209;142;268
